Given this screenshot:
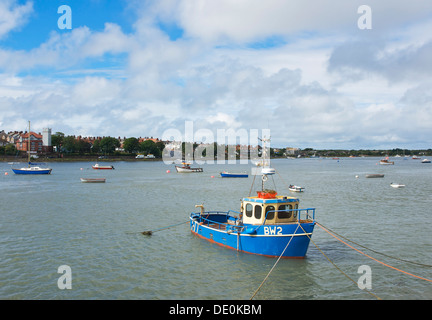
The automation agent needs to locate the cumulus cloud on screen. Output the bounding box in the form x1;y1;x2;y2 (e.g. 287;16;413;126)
0;0;33;40
1;0;432;149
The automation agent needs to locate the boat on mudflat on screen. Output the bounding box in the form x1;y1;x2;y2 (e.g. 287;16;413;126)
220;171;248;178
92;163;114;170
189;137;316;258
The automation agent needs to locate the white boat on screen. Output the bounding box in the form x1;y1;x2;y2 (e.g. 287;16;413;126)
92;163;114;170
379;157;394;165
289;185;305;192
261;167;276;175
421;159;431;163
80;178;106;183
11;121;52;175
390;183;405;188
175;162;203;173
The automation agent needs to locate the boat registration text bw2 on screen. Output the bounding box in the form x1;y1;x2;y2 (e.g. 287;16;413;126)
263;226;283;235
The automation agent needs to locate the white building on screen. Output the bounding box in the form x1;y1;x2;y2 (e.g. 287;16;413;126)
42;128;51;146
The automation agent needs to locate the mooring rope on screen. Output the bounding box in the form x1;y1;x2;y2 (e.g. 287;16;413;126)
127;220;190;236
250;224;300;300
318;222;432;268
297;223;382;300
317;223;432;283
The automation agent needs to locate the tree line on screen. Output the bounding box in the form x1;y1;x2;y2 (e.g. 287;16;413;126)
51;133;166;157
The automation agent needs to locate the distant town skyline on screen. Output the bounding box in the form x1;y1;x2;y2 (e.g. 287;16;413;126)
0;1;431;150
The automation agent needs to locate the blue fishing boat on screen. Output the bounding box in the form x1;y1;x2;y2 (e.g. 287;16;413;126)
190;137;316;258
220;171;248;178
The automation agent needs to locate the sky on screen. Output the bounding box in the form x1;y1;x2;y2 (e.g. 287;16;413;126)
0;0;432;149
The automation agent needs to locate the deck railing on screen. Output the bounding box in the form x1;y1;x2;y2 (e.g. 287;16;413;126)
191;208;315;232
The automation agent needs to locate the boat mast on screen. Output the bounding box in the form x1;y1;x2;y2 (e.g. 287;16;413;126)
259;136;274;191
27;120;31;167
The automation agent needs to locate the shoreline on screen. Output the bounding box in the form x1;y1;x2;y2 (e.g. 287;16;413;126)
0;155;162;162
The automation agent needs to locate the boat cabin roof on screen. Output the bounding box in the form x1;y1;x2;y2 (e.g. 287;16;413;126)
242;195;299;204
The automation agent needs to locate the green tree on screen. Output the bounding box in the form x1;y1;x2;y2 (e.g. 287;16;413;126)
62;136;77;153
51;132;64;153
123;137;140;153
1;144;17;155
99;137;120;154
92;139;101;153
76;139;91;154
140;139;160;157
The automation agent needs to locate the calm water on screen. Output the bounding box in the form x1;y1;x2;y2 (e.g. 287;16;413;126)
1;157;431;300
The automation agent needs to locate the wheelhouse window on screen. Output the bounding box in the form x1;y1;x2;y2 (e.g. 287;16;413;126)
293;203;299;220
265;205;275;221
277;204;292;219
245;203;253;217
254;205;262;220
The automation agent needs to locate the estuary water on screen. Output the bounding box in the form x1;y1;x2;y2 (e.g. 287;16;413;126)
1;157;431;300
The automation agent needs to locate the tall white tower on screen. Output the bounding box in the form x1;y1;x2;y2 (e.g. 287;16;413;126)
43;128;52;146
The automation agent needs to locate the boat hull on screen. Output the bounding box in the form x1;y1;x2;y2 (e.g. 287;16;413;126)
289;186;304;192
175;166;203;173
92;165;114;170
12;167;52;174
365;174;384;178
190;213;315;258
220;172;248;178
379;161;394;165
80;178;106;183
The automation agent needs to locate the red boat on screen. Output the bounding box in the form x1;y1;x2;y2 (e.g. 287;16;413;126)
92;164;114;170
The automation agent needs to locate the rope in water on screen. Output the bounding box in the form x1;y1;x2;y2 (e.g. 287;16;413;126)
127;220;190;235
250;224;300;300
317;222;432;283
318;223;432;268
298;223;382;300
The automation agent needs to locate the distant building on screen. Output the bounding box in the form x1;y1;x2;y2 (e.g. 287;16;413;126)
43;128;51;146
285;147;300;156
0;130;8;146
42;128;53;153
16;131;43;153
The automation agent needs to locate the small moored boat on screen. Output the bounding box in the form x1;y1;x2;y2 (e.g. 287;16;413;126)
175;162;203;173
12;166;52;175
289;185;305;192
421;159;431;163
390;183;405;188
12;121;52;175
80;178;106;183
365;174;384;178
92;163;114;170
220;171;248;178
379;157;394;165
